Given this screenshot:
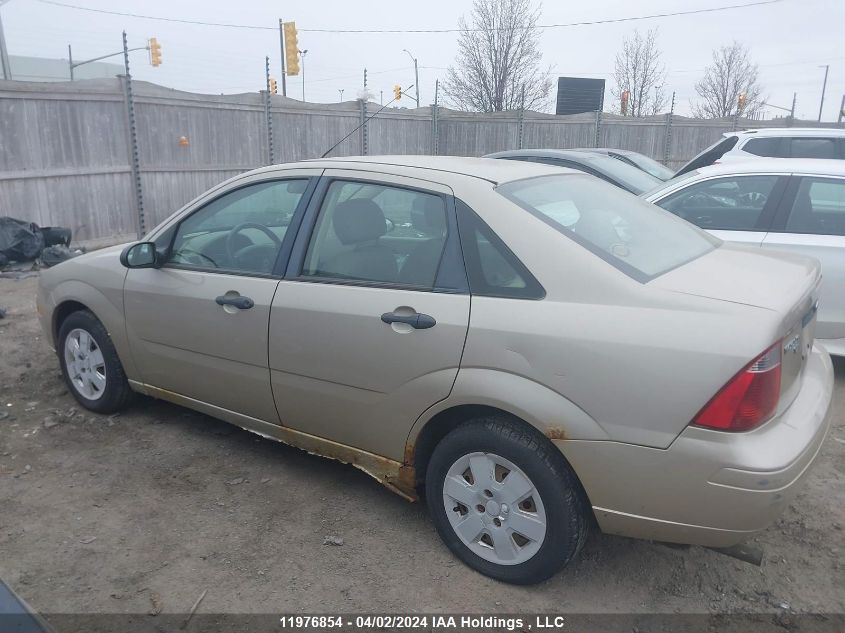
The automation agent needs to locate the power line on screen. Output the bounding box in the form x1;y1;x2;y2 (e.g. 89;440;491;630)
36;0;783;33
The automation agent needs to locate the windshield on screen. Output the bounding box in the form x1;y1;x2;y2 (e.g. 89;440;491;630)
585;155;662;195
617;153;675;181
497;174;719;281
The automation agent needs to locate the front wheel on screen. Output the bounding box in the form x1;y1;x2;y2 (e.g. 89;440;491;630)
58;310;133;414
425;417;589;584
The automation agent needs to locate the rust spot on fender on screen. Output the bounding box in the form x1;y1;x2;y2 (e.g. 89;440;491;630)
545;427;568;440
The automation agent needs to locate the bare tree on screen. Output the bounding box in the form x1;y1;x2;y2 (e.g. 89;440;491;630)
692;42;764;118
444;0;552;112
612;29;667;117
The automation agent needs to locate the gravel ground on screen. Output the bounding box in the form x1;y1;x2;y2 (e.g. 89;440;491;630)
1;275;843;630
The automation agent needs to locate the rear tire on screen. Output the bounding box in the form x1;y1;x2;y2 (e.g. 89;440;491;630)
57;310;133;414
425;416;589;585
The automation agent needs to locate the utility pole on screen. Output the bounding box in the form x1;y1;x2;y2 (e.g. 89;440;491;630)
818;65;829;122
402;49;420;107
122;30;145;237
68;44;74;80
839;94;845;125
278;19;287;96
790;92;797;125
380;90;383;105
299;49;308;101
0;0;12;81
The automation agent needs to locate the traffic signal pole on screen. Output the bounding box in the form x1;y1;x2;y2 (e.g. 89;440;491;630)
278;19;287;96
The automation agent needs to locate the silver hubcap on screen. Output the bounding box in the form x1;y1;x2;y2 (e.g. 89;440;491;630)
63;328;106;400
442;452;547;566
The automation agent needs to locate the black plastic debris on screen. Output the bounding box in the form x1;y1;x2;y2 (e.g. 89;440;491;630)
39;244;83;268
40;226;72;248
0;217;46;262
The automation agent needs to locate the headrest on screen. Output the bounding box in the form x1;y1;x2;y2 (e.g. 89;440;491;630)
332;199;387;245
411;195;446;237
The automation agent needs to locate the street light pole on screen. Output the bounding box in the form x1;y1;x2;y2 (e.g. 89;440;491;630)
338;88;344;101
0;0;13;81
818;64;830;122
299;49;308;101
402;48;420;107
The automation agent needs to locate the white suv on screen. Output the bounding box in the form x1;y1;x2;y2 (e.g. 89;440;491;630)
676;128;845;176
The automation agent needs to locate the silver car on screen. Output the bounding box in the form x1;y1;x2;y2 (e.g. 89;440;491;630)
37;156;833;584
645;159;845;356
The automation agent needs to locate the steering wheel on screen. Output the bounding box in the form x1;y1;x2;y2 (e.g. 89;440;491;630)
225;223;282;268
738;191;768;207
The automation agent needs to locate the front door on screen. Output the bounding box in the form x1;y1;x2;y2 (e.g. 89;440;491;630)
268;172;471;460
652;174;786;246
124;175;316;422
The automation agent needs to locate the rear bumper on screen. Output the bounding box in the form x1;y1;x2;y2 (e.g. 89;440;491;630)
556;345;834;548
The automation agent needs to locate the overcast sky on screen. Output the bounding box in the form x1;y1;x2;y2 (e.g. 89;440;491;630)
3;0;843;120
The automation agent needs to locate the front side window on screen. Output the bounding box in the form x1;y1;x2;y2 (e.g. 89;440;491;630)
785;177;845;236
788;138;838;159
743;137;784;157
497;174;718;281
302;180;448;288
169;179;308;275
655;175;779;231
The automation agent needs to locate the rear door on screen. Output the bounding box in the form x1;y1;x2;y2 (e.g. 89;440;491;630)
268;170;470;461
651;174;787;245
762;174;845;341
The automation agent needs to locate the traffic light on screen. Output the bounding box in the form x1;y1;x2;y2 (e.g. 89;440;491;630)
737;92;747;112
269;77;278;95
284;22;299;76
393;84;402;101
148;37;162;67
620;89;630;116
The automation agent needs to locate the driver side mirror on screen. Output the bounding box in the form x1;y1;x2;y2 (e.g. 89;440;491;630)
120;242;161;269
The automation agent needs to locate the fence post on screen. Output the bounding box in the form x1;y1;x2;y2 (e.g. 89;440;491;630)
518;85;525;149
120;31;144;238
264;57;275;165
359;98;368;155
431;79;440;155
663;91;675;165
594;109;602;147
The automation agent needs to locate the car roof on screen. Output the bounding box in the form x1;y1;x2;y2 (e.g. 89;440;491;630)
686;158;845;177
246;154;572;185
570;147;639;157
725;127;845;139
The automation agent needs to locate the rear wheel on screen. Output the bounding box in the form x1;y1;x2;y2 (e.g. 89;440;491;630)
426;416;589;584
58;310;133;414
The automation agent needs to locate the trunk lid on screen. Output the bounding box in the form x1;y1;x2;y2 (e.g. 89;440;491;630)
651;242;821;408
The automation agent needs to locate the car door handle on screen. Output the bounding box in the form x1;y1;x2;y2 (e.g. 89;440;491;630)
215;295;254;310
381;311;436;329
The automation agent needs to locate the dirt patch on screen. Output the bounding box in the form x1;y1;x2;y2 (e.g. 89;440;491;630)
1;276;844;619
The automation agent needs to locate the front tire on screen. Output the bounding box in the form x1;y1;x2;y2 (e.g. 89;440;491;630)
426;416;589;584
57;310;133;414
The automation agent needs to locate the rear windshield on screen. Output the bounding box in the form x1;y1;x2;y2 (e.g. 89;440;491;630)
616;153;675;181
676;135;739;176
583;154;662;194
497;174;719;282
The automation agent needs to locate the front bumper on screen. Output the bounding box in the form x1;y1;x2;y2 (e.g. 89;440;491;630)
556;345;834;548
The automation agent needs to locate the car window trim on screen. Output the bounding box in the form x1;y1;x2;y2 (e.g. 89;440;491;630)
157;176;319;279
285;174;469;295
768;174;845;235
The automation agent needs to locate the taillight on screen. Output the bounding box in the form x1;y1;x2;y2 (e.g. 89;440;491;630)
692;342;782;432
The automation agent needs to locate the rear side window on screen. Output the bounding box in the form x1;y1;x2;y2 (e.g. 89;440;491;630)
456;200;544;299
655;175;780;231
785;177;845;236
743;137;784;157
497;174;718;282
788;138;838;159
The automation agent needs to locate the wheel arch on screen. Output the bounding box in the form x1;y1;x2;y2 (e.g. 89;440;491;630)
48;280;139;381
